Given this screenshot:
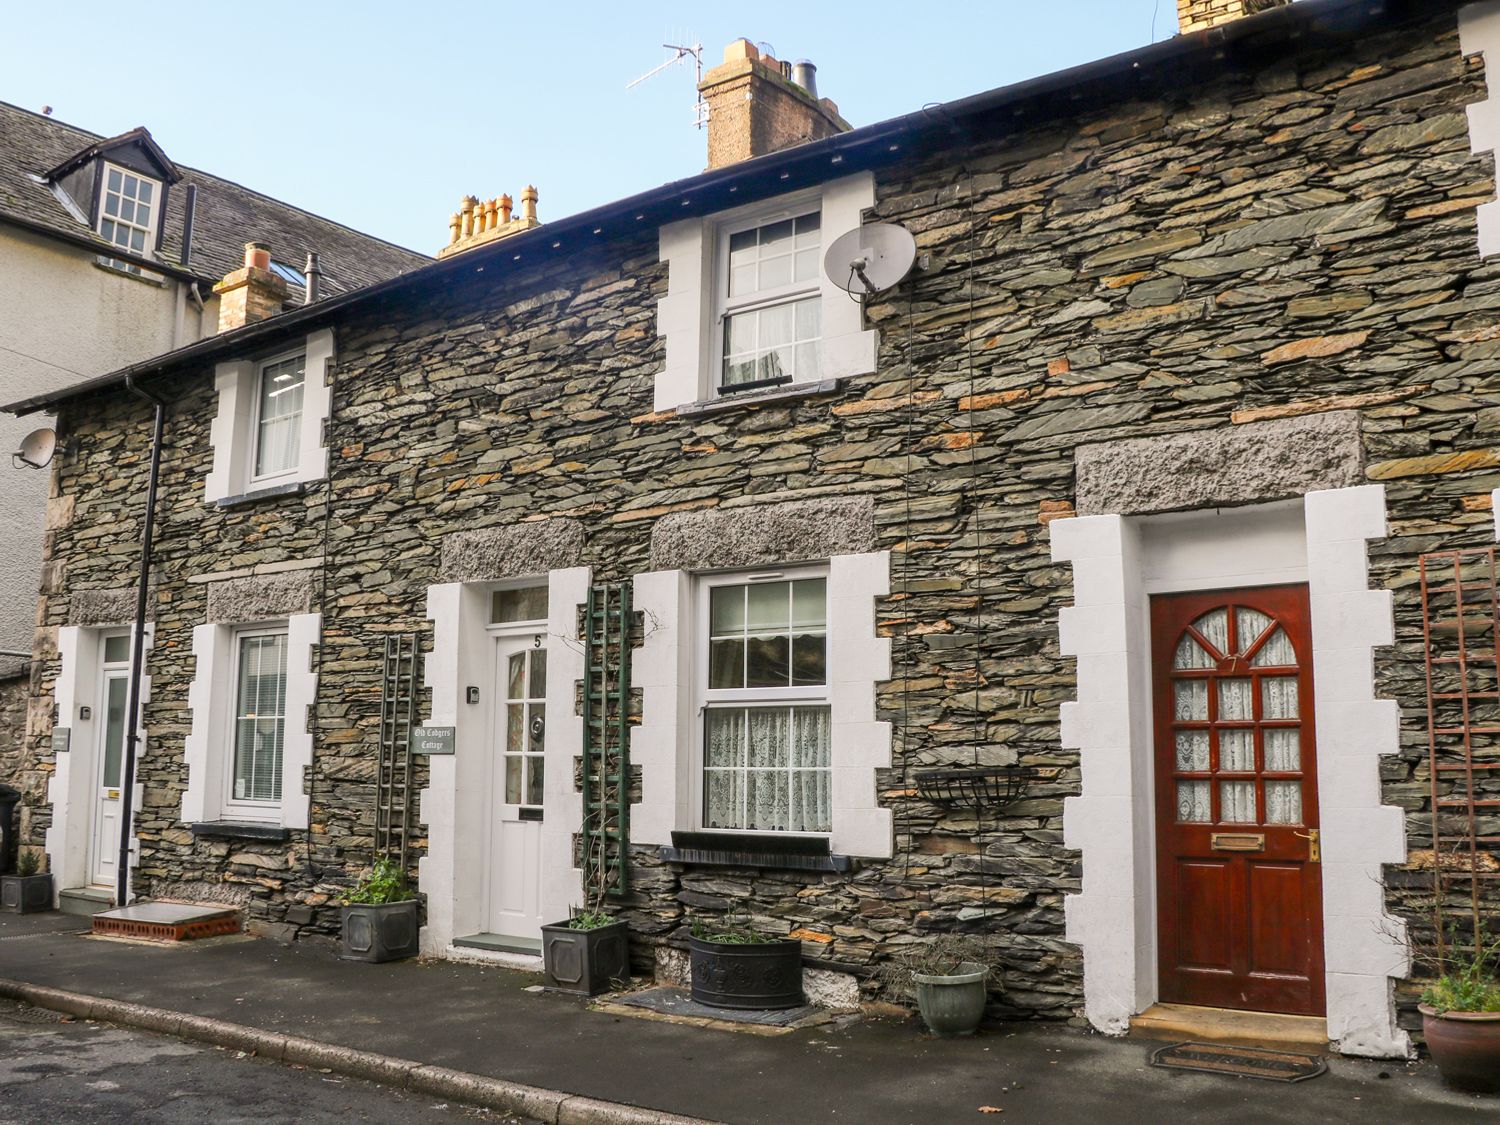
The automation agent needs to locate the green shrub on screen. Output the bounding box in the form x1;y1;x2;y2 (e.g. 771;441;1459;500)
341;857;411;905
1422;945;1500;1014
690;918;781;945
567;909;616;931
15;850;41;878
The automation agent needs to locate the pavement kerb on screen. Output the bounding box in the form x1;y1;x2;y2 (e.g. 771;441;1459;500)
0;978;719;1125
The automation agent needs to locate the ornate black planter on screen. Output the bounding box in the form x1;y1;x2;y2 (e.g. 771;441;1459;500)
0;874;52;914
541;919;630;995
689;936;804;1010
340;900;420;962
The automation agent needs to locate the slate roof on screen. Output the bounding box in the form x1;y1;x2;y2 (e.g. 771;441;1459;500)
0;100;429;299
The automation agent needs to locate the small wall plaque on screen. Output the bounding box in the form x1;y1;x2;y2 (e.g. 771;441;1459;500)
52;727;71;754
411;725;455;755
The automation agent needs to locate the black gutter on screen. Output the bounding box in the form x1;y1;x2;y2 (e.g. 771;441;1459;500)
1;0;1445;418
1;212;206;287
116;374;167;907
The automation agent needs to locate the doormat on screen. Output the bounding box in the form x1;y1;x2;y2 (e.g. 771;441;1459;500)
1149;1041;1327;1083
596;986;831;1035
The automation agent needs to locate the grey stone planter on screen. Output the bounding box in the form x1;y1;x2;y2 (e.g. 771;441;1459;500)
0;874;52;914
689;936;804;1010
913;962;988;1037
340;900;420;962
541;919;630;995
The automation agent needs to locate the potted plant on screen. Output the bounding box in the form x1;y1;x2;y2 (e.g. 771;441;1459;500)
339;857;420;963
1419;933;1500;1093
880;935;992;1037
1;849;52;914
688;917;804;1010
541;906;631;996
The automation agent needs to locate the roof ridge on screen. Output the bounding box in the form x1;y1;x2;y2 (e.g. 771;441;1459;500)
0;99;428;262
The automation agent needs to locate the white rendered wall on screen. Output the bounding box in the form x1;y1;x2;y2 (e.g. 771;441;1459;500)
1053;489;1410;1057
45;623;153;899
0;224;215;656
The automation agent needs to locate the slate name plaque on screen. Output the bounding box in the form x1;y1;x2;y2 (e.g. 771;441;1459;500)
52;727;71;754
411;726;455;755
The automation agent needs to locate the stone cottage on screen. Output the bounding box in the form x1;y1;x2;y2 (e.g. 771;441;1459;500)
5;0;1499;1059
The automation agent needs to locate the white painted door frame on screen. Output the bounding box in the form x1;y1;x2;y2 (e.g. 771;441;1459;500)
483;623;547;942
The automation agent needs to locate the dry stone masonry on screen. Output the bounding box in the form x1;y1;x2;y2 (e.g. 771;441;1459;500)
11;3;1500;1037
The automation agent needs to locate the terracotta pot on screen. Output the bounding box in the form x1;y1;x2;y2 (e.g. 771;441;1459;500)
1420;1003;1500;1094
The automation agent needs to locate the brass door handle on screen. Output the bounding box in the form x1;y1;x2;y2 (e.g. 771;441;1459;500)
1293;828;1320;862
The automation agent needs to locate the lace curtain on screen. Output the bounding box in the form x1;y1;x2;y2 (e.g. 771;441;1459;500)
705;707;831;832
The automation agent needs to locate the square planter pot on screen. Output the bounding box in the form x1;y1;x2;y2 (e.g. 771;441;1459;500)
541;919;630;996
340;900;420;962
0;874;52;914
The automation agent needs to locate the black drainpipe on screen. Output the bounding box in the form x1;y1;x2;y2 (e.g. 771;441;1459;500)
117;375;167;907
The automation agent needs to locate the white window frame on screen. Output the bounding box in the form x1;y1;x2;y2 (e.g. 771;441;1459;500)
713;205;824;394
655;173;878;412
221;624;290;823
96;160;160;261
205;329;334;503
691;564;831;838
249;349;307;485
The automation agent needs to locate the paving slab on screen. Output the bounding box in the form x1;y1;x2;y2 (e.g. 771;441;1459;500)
0;911;1492;1124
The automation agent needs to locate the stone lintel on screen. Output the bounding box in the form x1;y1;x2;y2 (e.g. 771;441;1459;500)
438;518;585;584
69;587;155;627
1075;410;1364;517
650;497;876;571
205;572;314;625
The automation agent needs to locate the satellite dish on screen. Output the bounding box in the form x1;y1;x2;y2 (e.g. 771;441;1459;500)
824;223;918;297
13;428;58;469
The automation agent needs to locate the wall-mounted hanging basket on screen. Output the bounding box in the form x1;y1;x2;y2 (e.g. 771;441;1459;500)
913;765;1039;810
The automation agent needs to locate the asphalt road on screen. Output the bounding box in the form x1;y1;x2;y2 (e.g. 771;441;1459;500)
0;998;531;1125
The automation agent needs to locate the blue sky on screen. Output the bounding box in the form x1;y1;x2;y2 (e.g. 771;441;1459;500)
3;1;1186;254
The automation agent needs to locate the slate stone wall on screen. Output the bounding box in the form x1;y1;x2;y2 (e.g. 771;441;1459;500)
16;6;1499;1027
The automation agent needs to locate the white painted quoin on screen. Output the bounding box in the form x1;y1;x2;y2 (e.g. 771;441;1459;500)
1051;484;1411;1058
630;550;894;858
203;328;334;503
181;612;320;830
45;623;153;902
1461;1;1500;258
654;173;879;411
419;567;589;958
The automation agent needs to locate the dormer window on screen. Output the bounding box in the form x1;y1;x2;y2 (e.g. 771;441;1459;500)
253;353;306;480
98;162;159;257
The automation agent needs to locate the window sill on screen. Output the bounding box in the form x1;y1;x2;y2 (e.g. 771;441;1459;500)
659;830;853;873
190;821;290;842
213;480;306;509
674;378;846;418
93;257;168;286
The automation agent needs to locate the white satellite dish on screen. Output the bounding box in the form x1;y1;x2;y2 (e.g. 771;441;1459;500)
13;427;58;469
824;223;918;297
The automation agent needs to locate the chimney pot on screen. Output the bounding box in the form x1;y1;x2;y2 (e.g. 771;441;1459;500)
791;59;818;99
304;252;322;303
244;241;271;271
1176;0;1289;35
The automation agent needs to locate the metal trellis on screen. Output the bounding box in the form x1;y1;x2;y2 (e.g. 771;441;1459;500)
375;633;421;871
581;583;632;899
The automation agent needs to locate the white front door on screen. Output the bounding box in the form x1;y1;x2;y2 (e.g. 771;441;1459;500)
486;634;547;942
88;637;131;889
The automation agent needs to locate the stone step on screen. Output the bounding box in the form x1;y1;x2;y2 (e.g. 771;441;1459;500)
57;887;114;917
1129;1003;1328;1052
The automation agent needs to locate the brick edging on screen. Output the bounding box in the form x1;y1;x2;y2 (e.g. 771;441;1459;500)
0;978;716;1125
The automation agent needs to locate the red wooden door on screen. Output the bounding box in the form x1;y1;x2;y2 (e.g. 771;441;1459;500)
1152;585;1325;1016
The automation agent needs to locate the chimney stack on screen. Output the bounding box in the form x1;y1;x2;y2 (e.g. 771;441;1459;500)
439;186;541;258
1177;0;1290;35
698;40;850;171
212;241;288;332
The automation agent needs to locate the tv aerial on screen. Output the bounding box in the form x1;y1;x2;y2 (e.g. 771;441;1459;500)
12;427;61;469
824;224;919;298
626;40;708;129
